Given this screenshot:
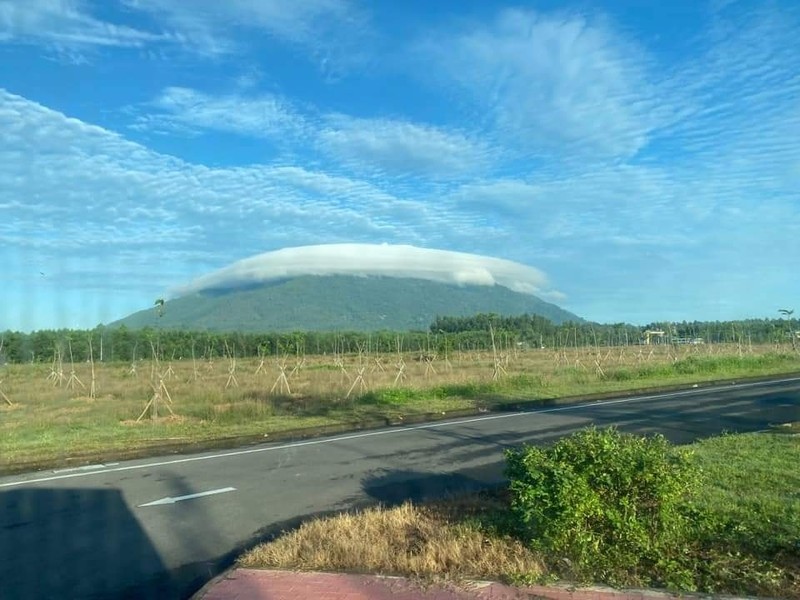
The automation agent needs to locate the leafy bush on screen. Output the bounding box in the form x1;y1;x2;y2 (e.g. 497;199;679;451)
608;368;634;381
504;426;700;587
634;365;660;378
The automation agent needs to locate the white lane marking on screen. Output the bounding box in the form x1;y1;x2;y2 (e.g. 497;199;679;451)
1;376;798;490
51;462;119;474
138;487;236;507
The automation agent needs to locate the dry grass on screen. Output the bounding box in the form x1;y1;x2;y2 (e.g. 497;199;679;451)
239;494;543;583
1;342;798;471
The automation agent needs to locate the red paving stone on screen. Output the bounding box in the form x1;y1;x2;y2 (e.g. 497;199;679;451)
194;568;746;600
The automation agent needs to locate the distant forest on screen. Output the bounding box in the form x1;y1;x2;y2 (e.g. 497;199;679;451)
1;314;798;364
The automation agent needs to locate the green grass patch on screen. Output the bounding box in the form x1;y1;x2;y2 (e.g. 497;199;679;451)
691;432;800;558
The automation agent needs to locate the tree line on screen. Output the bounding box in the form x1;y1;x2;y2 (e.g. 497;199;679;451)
0;327;456;365
0;314;797;365
431;314;800;348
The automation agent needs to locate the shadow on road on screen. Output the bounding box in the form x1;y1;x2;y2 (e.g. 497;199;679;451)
0;477;244;600
0;487;166;600
362;465;504;506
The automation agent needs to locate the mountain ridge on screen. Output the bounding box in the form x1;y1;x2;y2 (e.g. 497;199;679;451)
110;275;581;332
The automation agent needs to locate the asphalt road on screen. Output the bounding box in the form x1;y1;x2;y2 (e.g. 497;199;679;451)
1;377;798;600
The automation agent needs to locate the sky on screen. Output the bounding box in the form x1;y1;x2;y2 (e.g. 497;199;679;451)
1;0;798;331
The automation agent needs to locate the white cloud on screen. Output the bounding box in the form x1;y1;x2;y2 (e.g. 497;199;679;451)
318;115;493;177
135;86;306;139
171;244;554;298
0;0;368;71
122;0;369;67
0;0;168;49
125;0;354;42
0;89;488;313
451;180;543;216
654;6;800;172
434;5;800;248
133;87;494;178
419;9;661;161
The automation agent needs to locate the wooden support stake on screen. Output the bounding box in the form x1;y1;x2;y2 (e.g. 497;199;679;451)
0;380;11;406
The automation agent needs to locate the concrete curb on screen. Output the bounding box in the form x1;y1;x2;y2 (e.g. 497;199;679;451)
191;567;233;600
192;568;774;600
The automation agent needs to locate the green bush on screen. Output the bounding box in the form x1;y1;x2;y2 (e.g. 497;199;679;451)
608;368;634;381
672;356;704;375
504;426;700;587
635;365;659;378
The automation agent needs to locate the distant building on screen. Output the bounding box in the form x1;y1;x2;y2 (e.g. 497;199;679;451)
674;337;705;345
643;330;665;345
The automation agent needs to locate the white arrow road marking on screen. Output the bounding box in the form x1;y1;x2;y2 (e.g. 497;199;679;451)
138;486;236;507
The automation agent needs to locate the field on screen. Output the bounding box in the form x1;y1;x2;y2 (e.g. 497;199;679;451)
239;429;800;598
1;342;799;473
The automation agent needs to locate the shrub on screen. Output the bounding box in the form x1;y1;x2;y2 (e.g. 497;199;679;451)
504;426;700;587
608;368;634;381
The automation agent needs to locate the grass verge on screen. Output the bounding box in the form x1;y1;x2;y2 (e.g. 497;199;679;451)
239;431;800;599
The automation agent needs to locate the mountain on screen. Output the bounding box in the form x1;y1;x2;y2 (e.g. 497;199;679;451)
109;275;582;332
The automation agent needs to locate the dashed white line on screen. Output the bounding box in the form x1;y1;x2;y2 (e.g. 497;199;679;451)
51;462;119;474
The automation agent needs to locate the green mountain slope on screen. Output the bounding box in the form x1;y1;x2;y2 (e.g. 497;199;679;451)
110;275;581;332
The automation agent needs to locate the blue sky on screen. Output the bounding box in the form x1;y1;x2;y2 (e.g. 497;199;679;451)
1;0;799;331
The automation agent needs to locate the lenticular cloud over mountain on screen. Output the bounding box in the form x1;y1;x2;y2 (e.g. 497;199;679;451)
172;244;556;298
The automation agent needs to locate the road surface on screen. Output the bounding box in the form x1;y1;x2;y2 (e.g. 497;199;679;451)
1;377;798;599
